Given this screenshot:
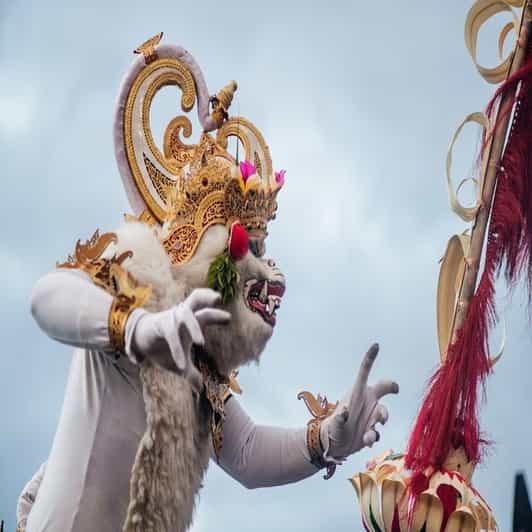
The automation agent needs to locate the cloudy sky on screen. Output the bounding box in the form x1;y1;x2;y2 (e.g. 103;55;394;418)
1;1;531;530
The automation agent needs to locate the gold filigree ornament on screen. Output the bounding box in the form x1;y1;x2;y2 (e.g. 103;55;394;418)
198;359;242;459
116;34;284;265
298;391;338;479
58;230;152;354
57;230;132;293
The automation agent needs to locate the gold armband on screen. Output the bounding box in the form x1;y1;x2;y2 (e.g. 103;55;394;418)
298;390;338;480
58;229;152;355
107;263;152;353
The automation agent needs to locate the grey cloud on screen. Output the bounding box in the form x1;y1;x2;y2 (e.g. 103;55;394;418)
1;1;530;531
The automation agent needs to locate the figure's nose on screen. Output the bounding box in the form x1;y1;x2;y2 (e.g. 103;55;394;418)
267;259;276;268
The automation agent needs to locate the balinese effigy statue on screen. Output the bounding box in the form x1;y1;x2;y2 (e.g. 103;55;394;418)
17;34;399;532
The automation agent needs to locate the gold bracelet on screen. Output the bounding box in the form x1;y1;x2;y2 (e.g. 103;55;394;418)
306;418;325;463
107;263;152;354
298;390;338;479
108;296;133;353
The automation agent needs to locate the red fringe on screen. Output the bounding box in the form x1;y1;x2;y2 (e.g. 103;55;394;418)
437;484;459;530
391;506;401;532
407;471;429;526
405;56;532;475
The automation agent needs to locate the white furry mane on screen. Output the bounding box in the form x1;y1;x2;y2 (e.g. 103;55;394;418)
112;222;211;532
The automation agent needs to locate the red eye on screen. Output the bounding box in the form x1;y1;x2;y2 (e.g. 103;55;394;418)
229;222;249;261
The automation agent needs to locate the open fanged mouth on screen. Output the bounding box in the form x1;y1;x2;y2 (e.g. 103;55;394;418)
244;279;286;326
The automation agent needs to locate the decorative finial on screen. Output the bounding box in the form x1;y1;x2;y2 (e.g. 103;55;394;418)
210;80;238;128
134;32;163;64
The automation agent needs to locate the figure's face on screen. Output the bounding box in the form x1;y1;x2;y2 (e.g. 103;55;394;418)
174;225;285;375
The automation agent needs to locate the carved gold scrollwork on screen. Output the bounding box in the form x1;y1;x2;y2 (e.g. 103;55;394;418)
163;115;196;168
142;70;196;174
446;112;491;222
465;0;522;83
124;57;197;221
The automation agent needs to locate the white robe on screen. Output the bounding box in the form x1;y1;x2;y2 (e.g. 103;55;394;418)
23;269;317;532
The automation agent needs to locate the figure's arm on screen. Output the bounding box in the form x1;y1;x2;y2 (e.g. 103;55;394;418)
30;269;119;353
217;344;398;489
30;269;229;390
216;397;317;489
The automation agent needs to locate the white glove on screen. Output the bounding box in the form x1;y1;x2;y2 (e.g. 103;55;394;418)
320;343;399;464
127;288;230;392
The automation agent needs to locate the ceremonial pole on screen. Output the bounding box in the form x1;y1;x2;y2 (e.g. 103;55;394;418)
453;2;532;337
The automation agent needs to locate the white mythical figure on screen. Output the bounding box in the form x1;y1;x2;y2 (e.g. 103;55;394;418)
18;34;399;532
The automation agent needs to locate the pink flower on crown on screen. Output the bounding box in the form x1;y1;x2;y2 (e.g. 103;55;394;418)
274;169;286;188
239;160;256;184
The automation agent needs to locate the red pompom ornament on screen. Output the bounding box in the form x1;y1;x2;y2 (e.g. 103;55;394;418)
228;222;248;261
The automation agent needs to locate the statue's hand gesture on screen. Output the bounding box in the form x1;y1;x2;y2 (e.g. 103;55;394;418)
127;288;230;392
320;343;399;463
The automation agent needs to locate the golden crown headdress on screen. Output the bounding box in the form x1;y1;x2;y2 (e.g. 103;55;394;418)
114;33;284;264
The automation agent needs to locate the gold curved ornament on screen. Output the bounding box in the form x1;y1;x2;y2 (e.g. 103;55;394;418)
437;233;504;367
446;112;491;222
57;230;118;268
217;116;273;180
163;115;195;167
142;71;196;175
499;20;516;58
297;391;338;420
412;490;443;531
133;32;164;64
124;57;197;222
437;233;470;363
465;0;520;83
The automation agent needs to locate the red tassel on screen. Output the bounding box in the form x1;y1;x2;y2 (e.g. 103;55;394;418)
406;56;532;475
407;471;429;526
391;505;401;532
437;484;459;531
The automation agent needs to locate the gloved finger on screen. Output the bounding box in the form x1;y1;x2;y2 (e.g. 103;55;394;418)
186;288;221;312
362;429;380;447
368;404;389;428
195;308;231;328
372;379;399;400
349;343;379;410
355;343;379;388
181;306;205;346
